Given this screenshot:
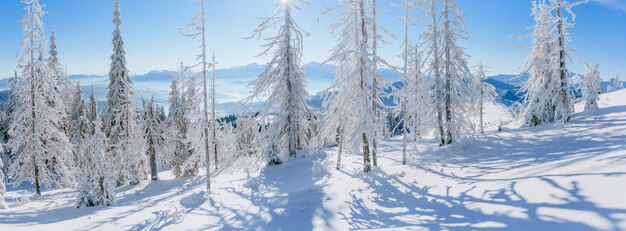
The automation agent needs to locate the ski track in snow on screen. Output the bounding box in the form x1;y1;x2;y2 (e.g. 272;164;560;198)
2;91;626;230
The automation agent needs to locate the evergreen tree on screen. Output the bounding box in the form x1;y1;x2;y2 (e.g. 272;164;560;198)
583;63;601;111
0;73;18;176
246;0;311;165
166;64;199;177
523;0;586;126
88;86;99;123
48;28;74;130
105;0;143;186
75;101;116;208
142;97;165;181
0;156;5;209
473;62;496;134
9;0;74;195
235;111;261;157
69;84;91;161
609;72;624;92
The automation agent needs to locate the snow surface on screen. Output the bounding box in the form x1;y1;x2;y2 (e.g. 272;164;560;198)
2;91;626;230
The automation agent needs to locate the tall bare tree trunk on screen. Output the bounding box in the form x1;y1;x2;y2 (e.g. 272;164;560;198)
371;0;378;167
432;0;445;146
556;2;570;123
359;0;371;173
200;0;211;192
443;0;453;145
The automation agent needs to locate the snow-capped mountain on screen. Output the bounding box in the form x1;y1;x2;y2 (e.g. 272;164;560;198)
1;63;622;115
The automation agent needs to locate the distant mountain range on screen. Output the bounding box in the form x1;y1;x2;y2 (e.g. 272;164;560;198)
0;63;622;115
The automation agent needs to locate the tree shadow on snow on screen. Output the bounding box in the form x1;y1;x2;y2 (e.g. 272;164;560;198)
191;150;334;230
335;108;626;230
339;169;626;230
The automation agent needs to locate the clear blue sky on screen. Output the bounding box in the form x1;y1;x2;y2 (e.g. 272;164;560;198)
0;0;624;79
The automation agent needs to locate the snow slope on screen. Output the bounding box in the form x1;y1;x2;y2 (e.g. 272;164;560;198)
1;91;626;230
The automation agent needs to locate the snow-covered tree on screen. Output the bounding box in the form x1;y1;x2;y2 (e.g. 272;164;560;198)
399;44;431;164
522;0;586;127
166;64;201;178
0;156;6;209
0;73;19;178
8;0;74;195
88;86;99;123
69;84;92;161
235;111;261;157
368;0;396;167
439;0;475;144
105;0;143;186
609;72;624;92
398;0;418;164
48;28;74;129
322;0;378;172
75;103;116;208
209;53;220;170
246;0;311;165
522;1;557;127
180;0;211;191
142;97;165;181
583;63;601;111
420;0;446;145
473;62;496;134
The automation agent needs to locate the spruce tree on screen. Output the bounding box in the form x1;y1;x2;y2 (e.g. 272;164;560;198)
9;0;74;195
610;72;624;92
142;97;164;181
473;62;496;134
105;0;144;186
69;84;92;161
76;98;116;208
583;63;601;111
48;28;74;129
0;156;5;209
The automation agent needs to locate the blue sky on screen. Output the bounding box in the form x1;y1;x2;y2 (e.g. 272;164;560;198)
0;0;624;79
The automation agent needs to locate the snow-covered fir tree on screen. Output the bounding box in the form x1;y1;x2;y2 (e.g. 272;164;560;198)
583;63;601;111
609;72;624;92
0;156;5;209
166;63;201;178
246;0;311;165
8;0;74;195
69;84;92;161
88;86;99;123
235;111;261;157
75;101;116;208
0;73;18;178
473;62;496;134
322;0;379;172
47;28;74;130
522;1;557;127
105;0;144;186
522;0;586;127
142;97;165;181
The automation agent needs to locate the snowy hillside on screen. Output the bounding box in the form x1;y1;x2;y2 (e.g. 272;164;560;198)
2;90;625;230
